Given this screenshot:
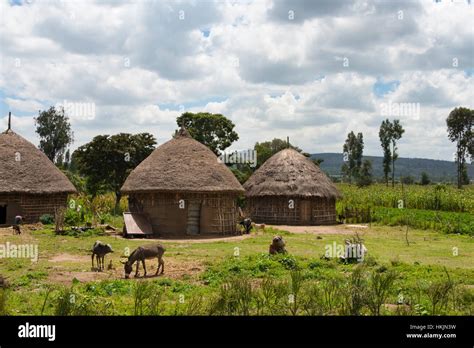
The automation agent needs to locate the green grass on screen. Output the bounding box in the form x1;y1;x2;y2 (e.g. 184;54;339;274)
0;224;473;315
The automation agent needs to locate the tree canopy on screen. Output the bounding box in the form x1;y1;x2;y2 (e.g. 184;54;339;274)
446;107;473;188
72;133;156;210
35;106;74;165
176;112;239;155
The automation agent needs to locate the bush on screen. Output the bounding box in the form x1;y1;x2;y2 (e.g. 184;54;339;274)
39;214;54;225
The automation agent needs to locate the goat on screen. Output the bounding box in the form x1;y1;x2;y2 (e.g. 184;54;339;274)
121;244;165;279
91;241;113;271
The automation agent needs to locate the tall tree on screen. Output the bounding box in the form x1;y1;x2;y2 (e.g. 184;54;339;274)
341;131;364;184
379;119;404;187
379;120;392;186
72;133;156;212
35;106;73;165
446;107;473;188
176;112;239;155
389;120;405;188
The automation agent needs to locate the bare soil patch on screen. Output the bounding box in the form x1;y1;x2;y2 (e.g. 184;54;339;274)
48;253;90;263
47;258;204;285
118;233;255;244
267;224;368;235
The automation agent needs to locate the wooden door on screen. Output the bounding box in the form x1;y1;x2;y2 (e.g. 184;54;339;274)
299;200;312;224
186;201;202;235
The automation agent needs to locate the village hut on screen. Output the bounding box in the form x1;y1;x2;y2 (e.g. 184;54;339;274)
243;148;341;225
121;128;245;237
0;113;77;225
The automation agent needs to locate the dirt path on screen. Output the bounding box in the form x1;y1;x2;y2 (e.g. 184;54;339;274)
47;258;204;285
268;224;369;235
119;233;256;244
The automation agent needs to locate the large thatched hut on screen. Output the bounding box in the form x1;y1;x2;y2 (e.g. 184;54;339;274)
0;115;77;225
121;128;245;237
243;148;340;225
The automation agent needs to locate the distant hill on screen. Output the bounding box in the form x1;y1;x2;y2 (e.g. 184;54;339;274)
311;153;474;183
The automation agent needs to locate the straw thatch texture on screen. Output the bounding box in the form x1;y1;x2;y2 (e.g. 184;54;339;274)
0;130;77;194
121;130;244;194
243;148;340;198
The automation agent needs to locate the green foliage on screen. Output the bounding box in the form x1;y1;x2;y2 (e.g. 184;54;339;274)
254;138;302;168
341;131;364;183
366;268;398;315
356;159;373;187
0;288;8;315
401;176;415;185
420;172;431;185
379;119;405;187
72;133;156;210
176;112;239;155
35;106;73;165
39;214;54;225
446;107;473;188
337;183;474;214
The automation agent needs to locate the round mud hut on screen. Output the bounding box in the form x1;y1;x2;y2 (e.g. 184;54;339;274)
0;118;77;225
121;128;245;237
243;148;341;225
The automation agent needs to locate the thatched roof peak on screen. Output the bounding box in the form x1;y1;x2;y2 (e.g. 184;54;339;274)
0;131;77;194
175;127;192;138
121;133;244;194
244;148;341;198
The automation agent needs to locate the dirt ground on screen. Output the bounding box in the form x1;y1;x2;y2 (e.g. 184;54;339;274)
267;224;368;235
46;256;204;285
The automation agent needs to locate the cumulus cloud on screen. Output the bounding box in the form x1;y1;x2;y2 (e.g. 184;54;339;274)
0;0;473;161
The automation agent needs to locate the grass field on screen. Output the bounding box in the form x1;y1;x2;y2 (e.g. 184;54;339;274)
1;223;473;316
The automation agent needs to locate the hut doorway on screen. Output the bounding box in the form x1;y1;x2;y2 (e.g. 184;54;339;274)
0;204;6;225
300;200;312;224
186;200;202;235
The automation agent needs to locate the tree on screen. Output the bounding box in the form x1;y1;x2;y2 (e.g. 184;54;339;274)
446;107;473;188
379;119;404;187
420;172;431;186
254;138;303;168
401;175;414;185
379;120;392;186
356;160;373;187
341;131;364;184
176;112;239;155
72;133;156;212
35;106;74;165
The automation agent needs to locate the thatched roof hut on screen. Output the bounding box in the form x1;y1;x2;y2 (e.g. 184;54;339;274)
0;116;76;225
244;148;340;225
122;128;243;194
121;128;244;237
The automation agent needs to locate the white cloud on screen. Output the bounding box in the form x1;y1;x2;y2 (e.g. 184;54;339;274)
0;0;473;161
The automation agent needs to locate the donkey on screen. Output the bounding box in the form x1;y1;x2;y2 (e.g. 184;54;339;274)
121;244;165;279
91;241;114;271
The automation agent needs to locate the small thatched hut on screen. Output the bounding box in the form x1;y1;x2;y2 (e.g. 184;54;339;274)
121;128;245;237
0;115;77;225
243;148;341;225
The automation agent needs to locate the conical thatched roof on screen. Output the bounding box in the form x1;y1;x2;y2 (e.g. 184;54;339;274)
244;148;340;198
0;130;77;194
121;129;245;194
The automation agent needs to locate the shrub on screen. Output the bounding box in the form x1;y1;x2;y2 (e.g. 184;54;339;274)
0;289;8;315
366;268;398;315
39;214;54;225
